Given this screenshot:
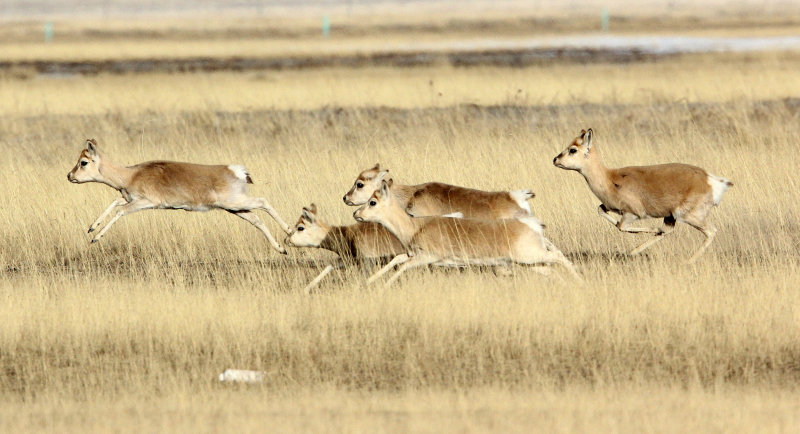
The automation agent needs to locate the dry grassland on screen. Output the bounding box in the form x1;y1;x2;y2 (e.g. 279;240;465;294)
1;38;800;432
4;52;800;116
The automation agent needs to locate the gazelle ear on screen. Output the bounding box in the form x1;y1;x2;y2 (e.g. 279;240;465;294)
379;179;391;198
584;129;594;149
385;178;394;188
371;163;380;171
86;139;98;157
301;208;316;223
301;203;317;222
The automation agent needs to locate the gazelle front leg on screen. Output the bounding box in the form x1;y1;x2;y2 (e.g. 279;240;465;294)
366;253;409;285
88;197;128;233
383;253;438;288
597;204;621;226
91;199;154;243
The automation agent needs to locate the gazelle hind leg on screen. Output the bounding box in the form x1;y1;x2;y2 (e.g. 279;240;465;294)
541;236;559;252
629;216;676;255
554;252;583;282
535;248;582;282
229;210;286;254
516;243;582;282
616;212;663;234
255;197;292;234
303;264;338;294
681;205;718;264
91;199;154;243
367;253;409;285
383;253;439;288
686;222;717;264
493;266;514;277
527;266;554;279
224;196;292;234
88;197;127;233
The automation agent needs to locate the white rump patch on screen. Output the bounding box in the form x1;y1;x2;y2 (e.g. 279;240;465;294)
517;216;545;237
509;189;534;215
441;212;464;218
707;174;732;205
228;165;249;182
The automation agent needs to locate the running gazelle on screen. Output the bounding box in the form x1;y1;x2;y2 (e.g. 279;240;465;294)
353;180;581;287
67;139;291;253
285;203;405;293
343;164;535;219
553;128;732;263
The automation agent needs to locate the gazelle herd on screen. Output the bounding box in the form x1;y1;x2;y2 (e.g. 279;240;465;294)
68;129;732;290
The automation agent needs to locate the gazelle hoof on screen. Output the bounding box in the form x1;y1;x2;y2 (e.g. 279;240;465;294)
87;227;95;233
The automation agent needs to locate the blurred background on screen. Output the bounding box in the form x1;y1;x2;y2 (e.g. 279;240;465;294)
3;0;800;78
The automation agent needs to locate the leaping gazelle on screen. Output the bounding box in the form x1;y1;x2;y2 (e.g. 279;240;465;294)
553;129;733;263
67;139;292;253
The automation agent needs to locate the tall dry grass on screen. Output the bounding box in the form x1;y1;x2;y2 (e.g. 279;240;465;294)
4;53;800;116
2;51;800;431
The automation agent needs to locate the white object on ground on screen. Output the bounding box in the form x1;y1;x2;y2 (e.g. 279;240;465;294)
218;369;268;384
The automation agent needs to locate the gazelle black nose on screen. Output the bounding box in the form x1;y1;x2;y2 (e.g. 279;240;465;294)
553;157;557;164
342;195;347;202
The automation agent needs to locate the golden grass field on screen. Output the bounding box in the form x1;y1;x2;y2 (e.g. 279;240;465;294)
2;8;800;432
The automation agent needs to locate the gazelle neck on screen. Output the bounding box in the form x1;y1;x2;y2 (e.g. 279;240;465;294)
318;223;345;254
98;156;135;191
377;201;421;247
579;146;615;202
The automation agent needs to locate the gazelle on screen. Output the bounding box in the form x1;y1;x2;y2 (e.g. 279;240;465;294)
353;180;581;287
67;139;292;253
285;203;406;293
343;164;534;219
553;129;733;263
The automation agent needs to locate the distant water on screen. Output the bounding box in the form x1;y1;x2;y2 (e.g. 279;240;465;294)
401;35;800;56
13;34;800;77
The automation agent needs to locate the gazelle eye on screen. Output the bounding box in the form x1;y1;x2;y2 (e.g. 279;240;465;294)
357;182;364;189
369;200;377;207
297;226;305;231
569;148;577;154
80;160;88;166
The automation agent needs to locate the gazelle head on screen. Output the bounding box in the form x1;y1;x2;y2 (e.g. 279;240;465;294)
353;179;394;223
553;129;594;172
343;163;391;206
67;139;103;183
285;204;329;248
